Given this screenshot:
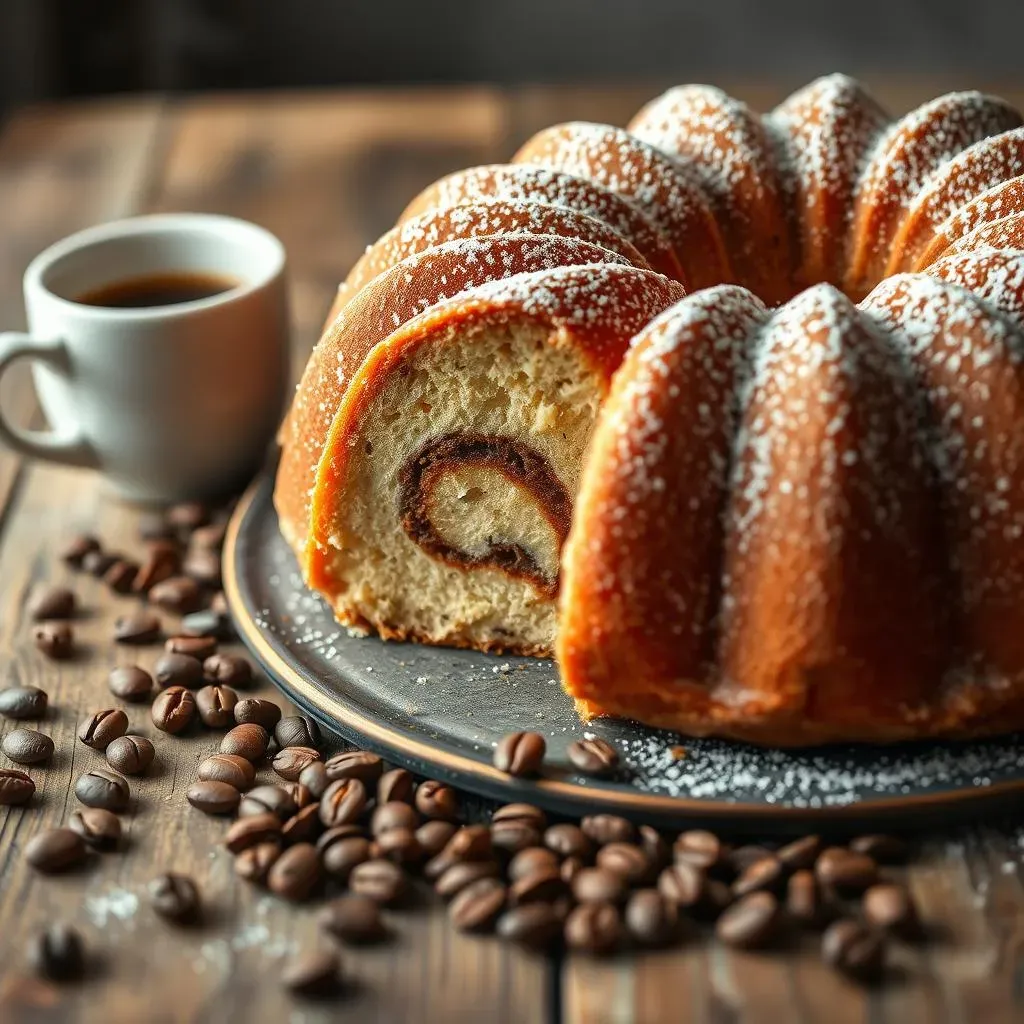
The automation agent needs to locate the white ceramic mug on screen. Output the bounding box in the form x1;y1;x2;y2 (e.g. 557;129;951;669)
0;213;290;501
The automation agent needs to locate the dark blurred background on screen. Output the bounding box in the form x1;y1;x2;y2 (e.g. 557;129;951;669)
0;0;1018;111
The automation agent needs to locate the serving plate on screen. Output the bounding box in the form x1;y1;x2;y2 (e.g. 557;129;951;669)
224;473;1024;833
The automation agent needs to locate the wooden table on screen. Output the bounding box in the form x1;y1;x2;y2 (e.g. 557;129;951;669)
1;82;1024;1024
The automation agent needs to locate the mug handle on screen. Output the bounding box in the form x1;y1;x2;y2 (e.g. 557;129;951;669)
0;333;98;468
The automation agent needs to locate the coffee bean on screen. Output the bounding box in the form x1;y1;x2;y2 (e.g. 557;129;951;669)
164;635;218;660
29;586;76;621
508;847;560;883
154;652;203;689
61;534;100;567
822;918;885;982
82;550;117;577
281;950;341;998
26;828;87;872
269;843;321;900
183;548;222;587
191;521;227;550
211;590;229;615
274;746;322;782
220;723;269;761
168;501;208;532
114;610;161;644
416;820;458;858
573;866;627;905
0;685;48;720
149;575;202;614
282;804;323;845
319;777;367;827
371;827;422;866
75;768;129;811
863;883;920;938
377;767;414;804
594;842;649;885
674;830;726;872
192;684;236;729
492;803;547;830
319;894;388;944
349;859;408;906
108;666;153;702
496;902;562;949
414;779;458;820
729;845;774;874
225;812;282;854
235;843;280;884
625;889;679;947
491;817;543;856
187;779;240;815
204;653;252;687
658;863;706;910
234;697;281;730
192;756;251;795
849;834;909;864
275;714;321;750
150;872;201;923
321;836;372;882
435;859;500;900
372;801;419;836
450;877;507;933
78;708;129;750
493;731;546;776
733;855;784;897
787;869;829;928
321;750;380;784
28;923;85;981
68;808;121;851
151;686;196;734
180;609;228;639
544;823;593;860
716;891;782;949
132;542;179;594
317;824;367;850
638;825;670;871
33;621;73;660
299;761;329;799
105;735;155;776
509;865;566;906
565;902;622;955
103;559;139;593
581;814;636;846
444;824;492;862
777;834;822;871
567;736;619;776
239;784;297;820
0;767;35;805
815;847;878;893
3;728;54;764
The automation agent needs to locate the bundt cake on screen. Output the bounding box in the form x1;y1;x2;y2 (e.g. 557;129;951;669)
276;74;1024;745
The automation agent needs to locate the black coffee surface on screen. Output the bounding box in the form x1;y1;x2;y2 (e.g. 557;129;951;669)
76;271;237;308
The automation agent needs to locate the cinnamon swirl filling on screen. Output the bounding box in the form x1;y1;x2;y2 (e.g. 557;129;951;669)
397;433;572;596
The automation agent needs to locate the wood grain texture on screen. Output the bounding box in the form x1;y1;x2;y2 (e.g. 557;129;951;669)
0;83;1023;1024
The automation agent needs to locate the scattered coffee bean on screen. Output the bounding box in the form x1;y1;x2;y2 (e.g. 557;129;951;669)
180;609;228;639
25;828;88;872
561;856;584;886
729;845;774;874
372;827;422;867
68;807;121;851
283;804;323;845
567;736;619;776
220;723;269;761
82;550;117;577
164;635;218;660
33;621;73;659
319;778;368;827
149;575;202;614
275;714;322;750
2;728;54;765
224;813;282;854
103;558;138;593
849;834;909;864
151;686;196;734
204;653;252;687
508;846;560;883
493;731;546;776
61;534;100;567
195;684;238;728
377;767;414;804
437;860;501;900
787;869;828;928
444;824;492;863
509;865;566;906
150;872;201;923
496;902;562;949
0;767;35;805
450;877;507;933
75;768;130;812
183;548;222;587
197;756;254;795
491;817;542;856
565;901;622;955
323;749;381;783
273;746;322;782
299;761;329;799
863;883;920;938
416;820;458;858
0;685;48;720
414;779;458;820
573;866;628;905
815;847;878;893
639;826;670;871
716;891;782;949
187;779;240;815
167;501;208;532
625;889;679;947
492;803;548;830
777;834;822;871
29;586;75;621
105;735;155;776
268;842;322;901
733;855;784;897
132;542;178;594
281;949;341;998
77;708;129;750
544;822;593;859
154;652;203;689
822;918;885;982
372;802;419;836
114;610;161;644
108;666;153;702
349;859;408;906
321;836;372;882
674;830;726;872
581;814;636;846
235;842;280;884
233;698;281;730
658;863;706;910
239;784;298;820
318;894;388;944
28;923;85;981
597;842;651;885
